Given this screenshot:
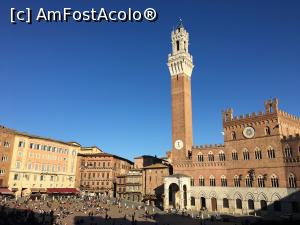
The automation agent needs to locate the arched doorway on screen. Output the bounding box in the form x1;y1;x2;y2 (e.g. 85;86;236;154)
200;197;206;209
223;198;229;208
236;199;242;209
168;183;180;208
248;199;254;210
260;200;267;211
211;197;217;211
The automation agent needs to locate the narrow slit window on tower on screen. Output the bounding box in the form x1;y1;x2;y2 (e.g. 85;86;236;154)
176;40;180;51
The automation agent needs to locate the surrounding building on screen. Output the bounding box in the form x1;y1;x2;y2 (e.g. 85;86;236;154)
0;126;134;199
0;126;15;189
133;155;162;169
120;155;157;202
117;155;172;206
116;174;126;199
143;163;171;206
78;153;133;197
125;168;143;202
78;146;103;155
0;126;80;197
164;22;300;216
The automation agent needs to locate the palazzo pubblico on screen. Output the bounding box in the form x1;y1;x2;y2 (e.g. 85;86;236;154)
163;23;300;216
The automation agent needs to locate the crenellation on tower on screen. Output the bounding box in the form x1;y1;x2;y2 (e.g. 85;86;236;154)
222;108;233;123
223;99;281;128
265;98;279;113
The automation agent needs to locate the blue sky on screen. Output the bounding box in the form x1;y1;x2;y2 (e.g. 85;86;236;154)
1;0;300;160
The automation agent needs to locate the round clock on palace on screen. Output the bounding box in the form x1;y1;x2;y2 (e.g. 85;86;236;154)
174;140;184;150
243;127;255;138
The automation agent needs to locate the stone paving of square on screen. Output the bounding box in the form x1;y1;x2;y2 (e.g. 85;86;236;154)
0;196;290;225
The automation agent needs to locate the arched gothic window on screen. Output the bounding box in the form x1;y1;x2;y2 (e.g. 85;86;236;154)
197;152;203;162
199;176;205;186
243;148;250;160
288;173;297;188
221;175;227;187
209;175;216;186
208;152;214;162
245;175;253;187
219;151;226;161
267;146;276;159
271;174;279;188
284;144;293;158
232;150;238;160
255;148;262;160
234;175;240;187
257;175;265;187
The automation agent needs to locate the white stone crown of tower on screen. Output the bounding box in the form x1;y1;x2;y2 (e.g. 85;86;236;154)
167;22;194;77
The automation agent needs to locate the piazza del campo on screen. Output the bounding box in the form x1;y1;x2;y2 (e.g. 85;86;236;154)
1;21;300;225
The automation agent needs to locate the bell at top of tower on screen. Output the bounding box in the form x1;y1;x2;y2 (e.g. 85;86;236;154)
168;20;194;77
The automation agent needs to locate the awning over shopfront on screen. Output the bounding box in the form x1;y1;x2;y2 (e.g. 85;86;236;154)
47;188;79;194
31;188;47;193
0;188;14;195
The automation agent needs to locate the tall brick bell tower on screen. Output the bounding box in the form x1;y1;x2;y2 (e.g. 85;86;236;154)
168;22;194;162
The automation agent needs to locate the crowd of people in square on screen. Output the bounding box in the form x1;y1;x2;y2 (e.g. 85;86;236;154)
0;195;174;225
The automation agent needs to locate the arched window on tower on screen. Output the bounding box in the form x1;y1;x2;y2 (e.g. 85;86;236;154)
288;173;297;188
284;144;293;158
176;40;180;51
271;174;279;188
267;146;276;159
231;131;237;140
265;126;271;136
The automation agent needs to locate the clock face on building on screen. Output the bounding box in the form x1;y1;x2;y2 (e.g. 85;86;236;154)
243;127;255;139
174;139;184;150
